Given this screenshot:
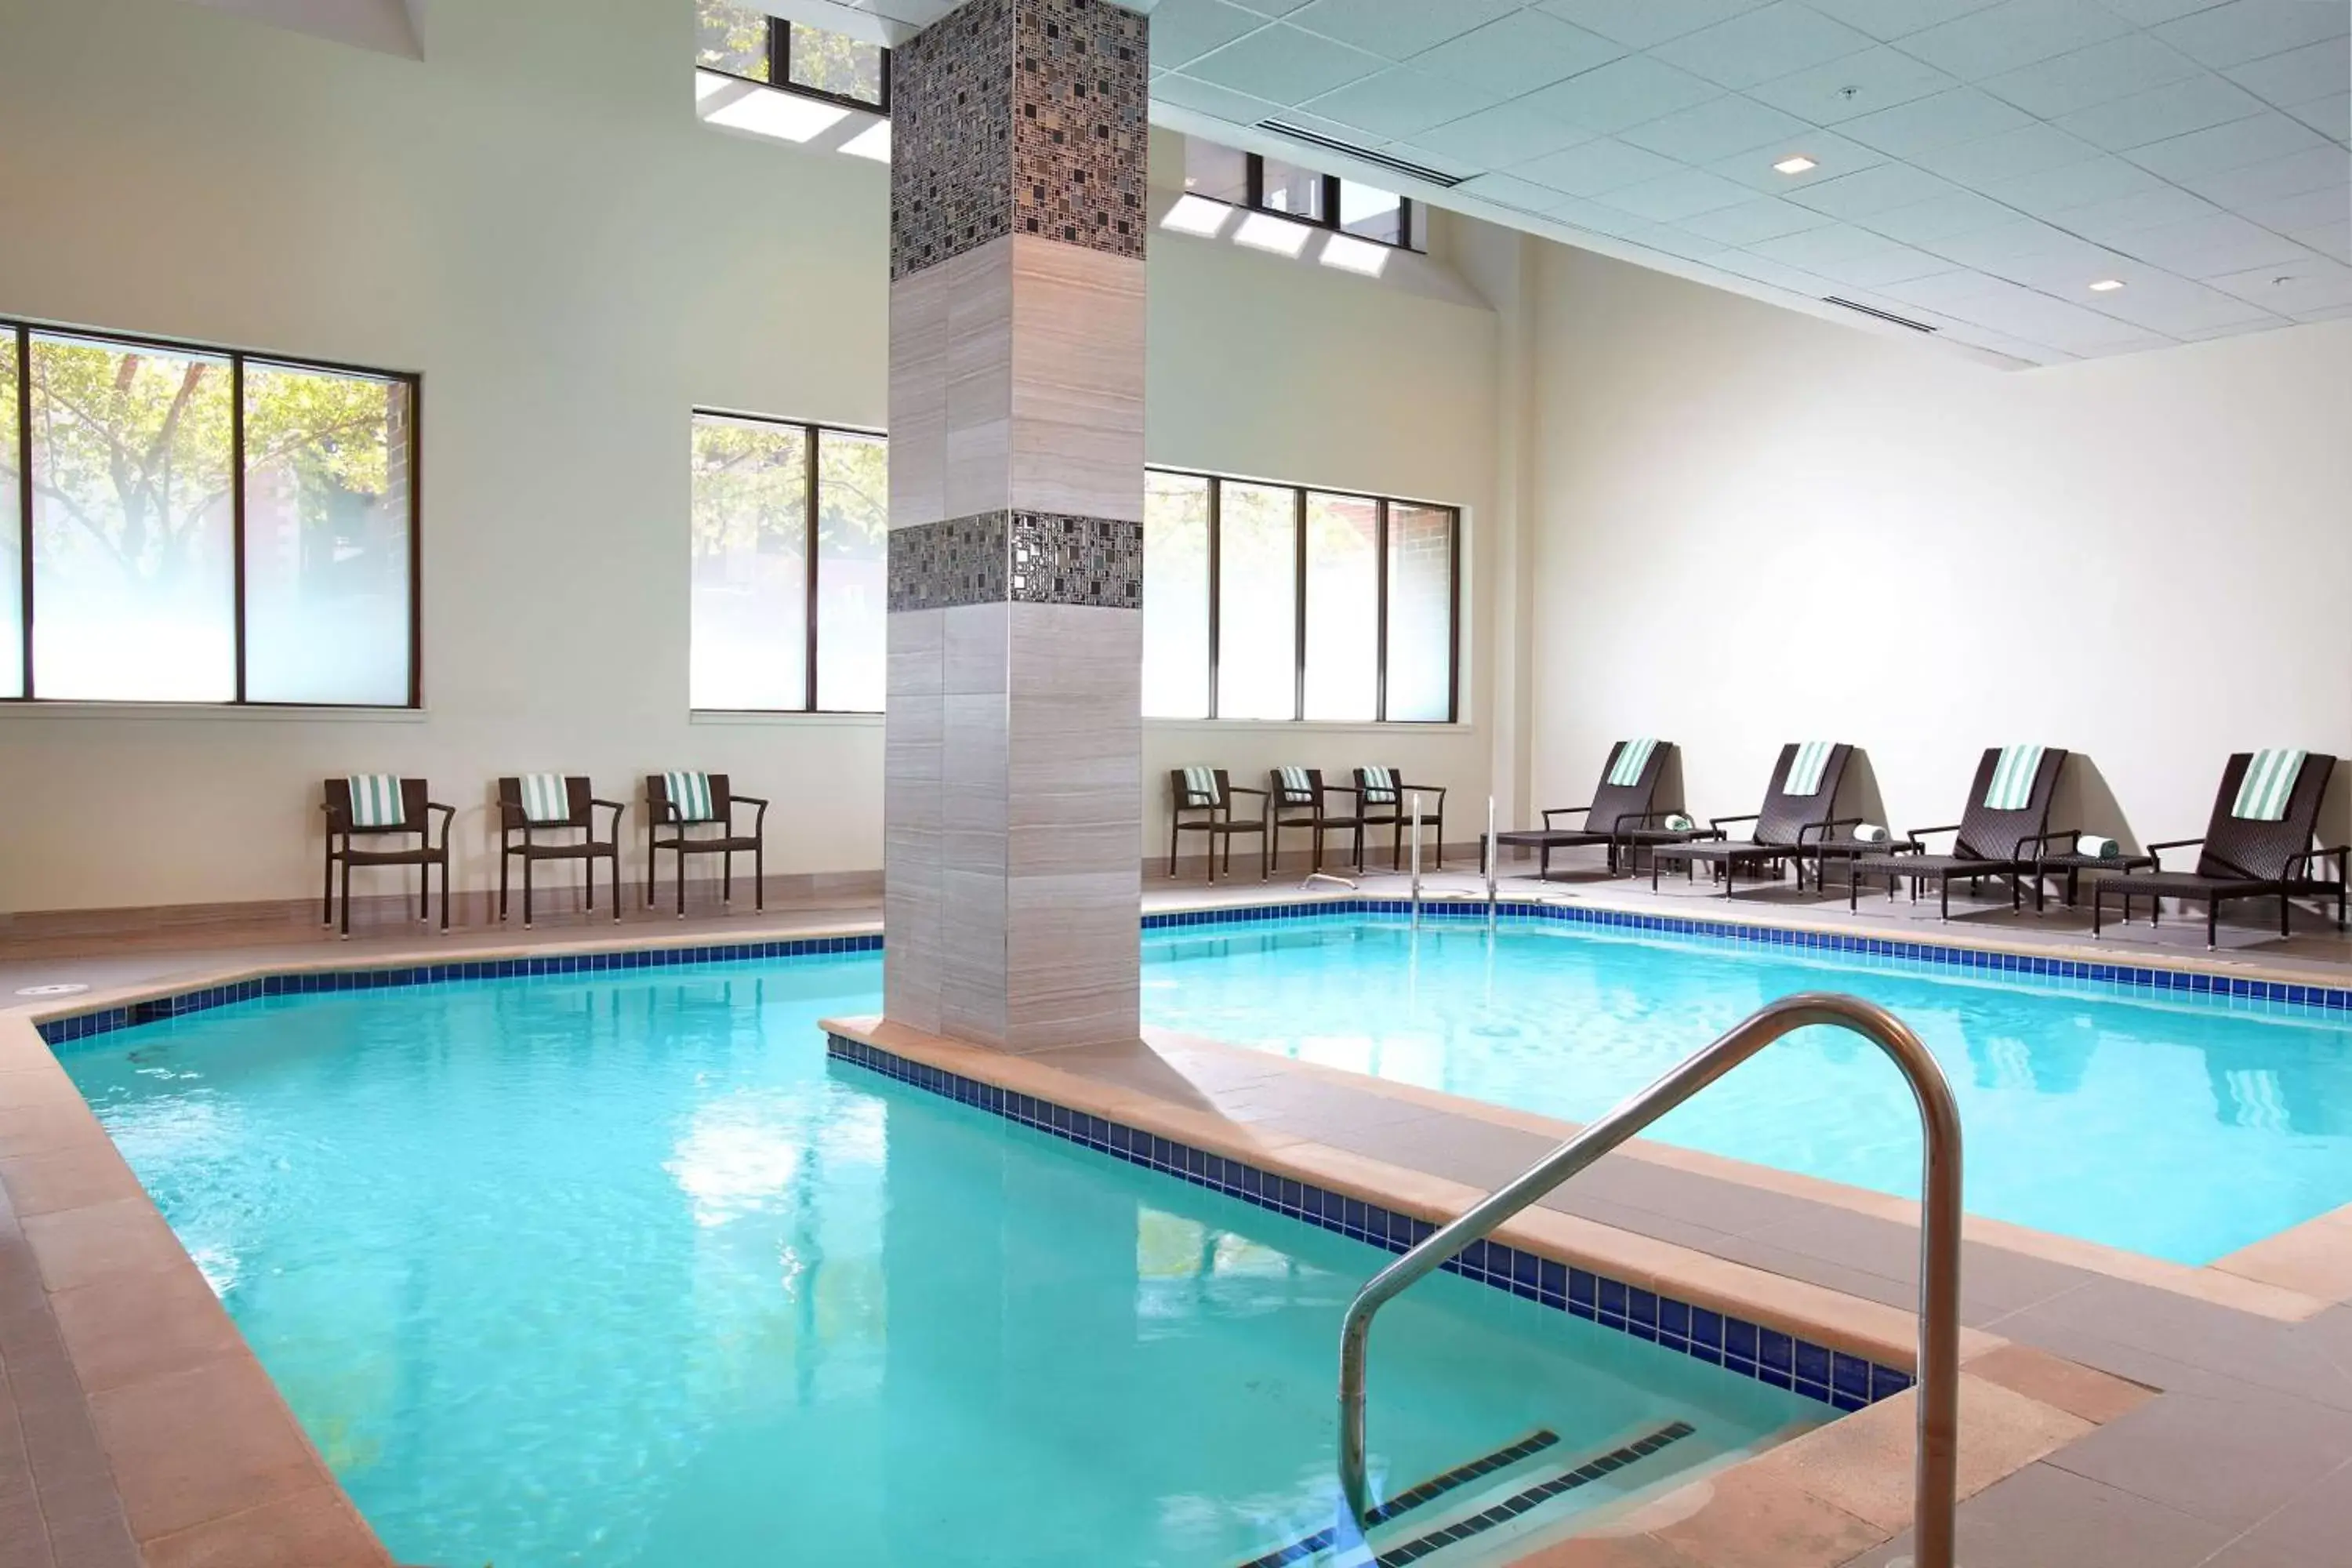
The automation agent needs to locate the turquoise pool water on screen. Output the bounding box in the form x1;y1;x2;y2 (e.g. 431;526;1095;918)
1145;918;2352;1265
65;955;1813;1568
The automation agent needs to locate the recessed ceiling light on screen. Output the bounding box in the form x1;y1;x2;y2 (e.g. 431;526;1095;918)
2089;278;2125;292
1773;154;1817;175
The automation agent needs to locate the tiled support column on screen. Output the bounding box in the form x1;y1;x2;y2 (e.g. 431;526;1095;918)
884;0;1148;1054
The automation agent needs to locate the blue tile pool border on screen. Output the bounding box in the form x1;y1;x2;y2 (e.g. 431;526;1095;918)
826;1029;1913;1416
30;892;2347;1048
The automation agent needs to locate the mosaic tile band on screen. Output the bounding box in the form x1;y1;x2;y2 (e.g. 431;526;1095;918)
887;510;1143;611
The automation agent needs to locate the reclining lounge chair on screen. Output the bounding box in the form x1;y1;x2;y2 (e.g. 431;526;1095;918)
1651;742;1853;898
1487;739;1675;880
1848;746;2069;920
2095;750;2344;947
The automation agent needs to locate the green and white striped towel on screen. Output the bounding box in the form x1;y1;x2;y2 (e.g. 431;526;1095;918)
1853;823;1891;844
1784;741;1835;797
1663;812;1695;833
2232;749;2306;821
1276;765;1314;800
1179;765;1220;807
664;771;716;824
1983;745;2046;811
346;774;405;829
1360;766;1397;805
519;773;572;824
2078;834;2120;859
1606;739;1658;789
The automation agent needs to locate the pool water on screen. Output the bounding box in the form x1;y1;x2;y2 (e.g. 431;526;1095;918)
1144;919;2352;1265
65;956;1813;1568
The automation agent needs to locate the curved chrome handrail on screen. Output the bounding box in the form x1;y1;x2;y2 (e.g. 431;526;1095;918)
1336;993;1962;1568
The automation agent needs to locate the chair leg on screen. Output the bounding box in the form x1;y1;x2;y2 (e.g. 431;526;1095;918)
438;854;450;932
723;849;732;905
323;842;336;927
1940;877;1950;922
2208;897;2219;949
1169;816;1180;878
2281;891;2291;938
339;857;352;939
524;853;534;929
610;845;622;923
499;851;510;923
584;845;595;914
417;859;427;922
677;843;688;919
755;843;765;913
1259;831;1269;882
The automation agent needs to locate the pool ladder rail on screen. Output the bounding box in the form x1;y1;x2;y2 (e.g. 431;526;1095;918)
1335;993;1964;1568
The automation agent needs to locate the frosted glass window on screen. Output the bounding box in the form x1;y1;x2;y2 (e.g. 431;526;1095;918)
815;428;887;711
696;0;771;81
690;413;808;711
1386;503;1454;722
0;341;20;699
241;364;412;705
1302;492;1377;721
1142;471;1209;719
29;334;235;701
1215;482;1298;721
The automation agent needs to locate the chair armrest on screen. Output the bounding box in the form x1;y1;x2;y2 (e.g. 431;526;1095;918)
2018;829;2080;859
426;801;456;852
1225;785;1269;798
730;794;770;835
1610;808;1670;833
1542;804;1592;826
592;798;626;834
2287;844;2350;883
1798;816;1865;845
1907;822;1962;840
1711;813;1760;831
1401;784;1447;808
2144;837;2204;869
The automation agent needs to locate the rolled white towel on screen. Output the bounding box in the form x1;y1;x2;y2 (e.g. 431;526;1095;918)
2078;834;2120;859
1664;812;1695;832
1853;823;1890;844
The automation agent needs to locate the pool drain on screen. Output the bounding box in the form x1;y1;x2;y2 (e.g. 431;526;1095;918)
14;982;91;997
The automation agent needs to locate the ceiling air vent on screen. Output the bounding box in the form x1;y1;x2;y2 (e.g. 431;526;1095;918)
1257;120;1468;188
1822;296;1936;333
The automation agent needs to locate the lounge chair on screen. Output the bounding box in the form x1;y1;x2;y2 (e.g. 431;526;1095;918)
645;771;767;918
1488;739;1676;879
322;775;453;938
1269;768;1369;874
1651;742;1854;897
1168;767;1269;883
1354;767;1446;870
1846;746;2069;920
497;774;625;927
2095;750;2345;946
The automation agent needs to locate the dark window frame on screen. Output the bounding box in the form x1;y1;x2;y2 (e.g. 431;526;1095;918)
697;16;891;117
2;317;422;710
1158;466;1459;726
1196;151;1419;253
688;406;887;717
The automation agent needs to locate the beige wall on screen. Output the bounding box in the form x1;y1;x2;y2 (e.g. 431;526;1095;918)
1519;243;2352;855
0;0;1501;913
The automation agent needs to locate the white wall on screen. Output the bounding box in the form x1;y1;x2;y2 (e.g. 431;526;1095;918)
1521;242;2352;853
0;0;1501;913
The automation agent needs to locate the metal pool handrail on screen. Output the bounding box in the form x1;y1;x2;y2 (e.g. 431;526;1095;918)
1335;993;1963;1568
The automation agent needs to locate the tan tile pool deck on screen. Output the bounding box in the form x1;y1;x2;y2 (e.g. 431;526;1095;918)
3;859;2348;1566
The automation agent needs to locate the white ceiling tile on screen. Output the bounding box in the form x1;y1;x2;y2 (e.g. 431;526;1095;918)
1457;172;1586;214
1945;283;2161;350
1921;216;2105;266
1976;241;2159;293
1300;67;1495;140
1707;128;1893;189
2230;180;2350;234
2114;210;2321;273
1859;188;2027;241
1152;72;1289;125
1706;249;1845;293
1407;100;1594;169
2041;185;2229;241
1746;220;1944;280
1913;122;2104;183
1978;34;2205;118
1184;23;1387;103
1617;93;1818;163
2087;280;2285;332
1533;0;1768;51
1746;45;1962;122
1650;2;1878;91
2292;222;2352;260
2124;110;2331;177
1840;87;2034;157
1519;54;1726;132
2172;314;2294;339
1784;160;1966;216
1407;12;1627;98
1896;0;2132;81
1799;0;2005;42
1368;140;1484;181
2224;36;2350;108
1976;154;2169;216
1149;0;1272;71
2177;144;2348;205
2098;0;2236;24
2205;254;2352;310
1800;237;1954;285
1676;194;1842;242
1596;168;1764;220
1544;196;1677;237
1285;0;1519;60
1635;227;1739;262
2154;0;2349;71
1876;268;2010;308
2282;92;2349;143
2053;71;2268;150
1513;136;1686;194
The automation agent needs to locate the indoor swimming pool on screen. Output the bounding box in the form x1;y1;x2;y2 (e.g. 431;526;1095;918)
63;953;1814;1568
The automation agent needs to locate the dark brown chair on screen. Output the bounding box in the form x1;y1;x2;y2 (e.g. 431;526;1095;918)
2096;752;2345;947
1489;739;1677;879
645;771;768;918
1355;766;1446;870
1849;746;2070;920
1651;742;1855;897
1269;767;1370;874
1168;767;1269;883
496;775;624;928
321;775;452;938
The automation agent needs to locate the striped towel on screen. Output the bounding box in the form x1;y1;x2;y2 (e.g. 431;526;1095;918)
1983;745;2046;811
1276;765;1314;801
2078;834;2120;859
1179;765;1220;808
1359;766;1397;805
345;774;405;829
1606;739;1658;789
2231;749;2306;821
1663;812;1694;833
1784;741;1835;797
519;773;572;824
1853;823;1891;844
664;770;717;823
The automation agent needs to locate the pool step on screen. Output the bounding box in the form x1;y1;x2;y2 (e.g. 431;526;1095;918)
1236;1419;1698;1568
